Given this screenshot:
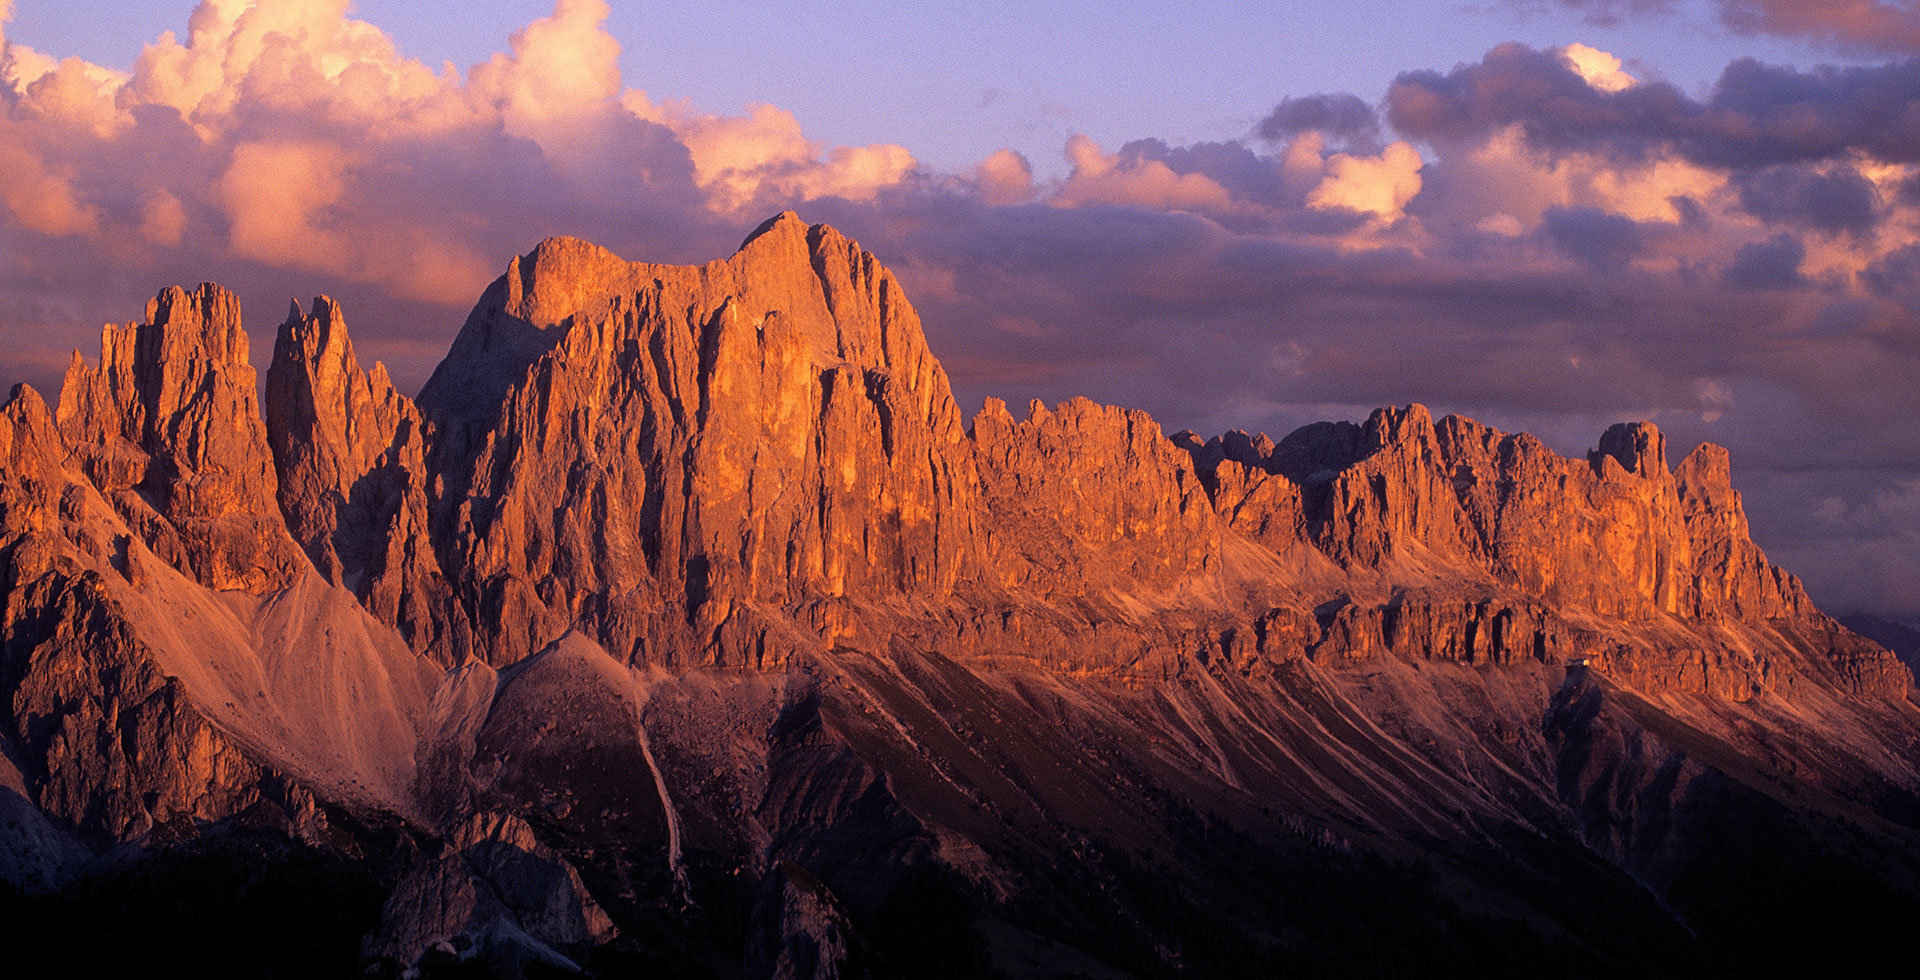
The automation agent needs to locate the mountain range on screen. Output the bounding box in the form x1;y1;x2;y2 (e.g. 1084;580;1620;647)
2;212;1916;978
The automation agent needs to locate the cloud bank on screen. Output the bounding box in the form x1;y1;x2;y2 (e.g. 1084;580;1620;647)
1523;1;1920;54
1;2;1917;620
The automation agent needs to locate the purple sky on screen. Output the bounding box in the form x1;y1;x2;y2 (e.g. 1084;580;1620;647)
1;0;1917;620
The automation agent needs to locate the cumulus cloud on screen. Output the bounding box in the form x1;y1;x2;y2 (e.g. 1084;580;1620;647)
471;0;622;140
975;148;1035;206
1542;205;1646;269
139;189;188;246
0;141;98;235
1561;43;1637;92
1861;242;1920;306
1307;141;1424;220
0;0;924;324
1256;92;1381;145
1052;133;1238;214
623;94;917;212
216;141;349;270
1387;43;1920;169
1735;165;1882;236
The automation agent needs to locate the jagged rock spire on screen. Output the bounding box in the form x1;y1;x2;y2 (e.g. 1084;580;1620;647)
53;283;300;593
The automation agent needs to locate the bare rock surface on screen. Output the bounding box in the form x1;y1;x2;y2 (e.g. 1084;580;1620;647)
365;809;616;977
266;296;454;660
54;284;303;594
415;213;983;668
1;213;1916;979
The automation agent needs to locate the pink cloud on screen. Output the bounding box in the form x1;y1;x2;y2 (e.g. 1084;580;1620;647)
1307;141;1424;220
975;149;1036;206
1053;133;1238;214
0;0;925;312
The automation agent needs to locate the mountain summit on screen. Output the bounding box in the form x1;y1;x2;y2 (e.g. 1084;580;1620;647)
2;215;1916;978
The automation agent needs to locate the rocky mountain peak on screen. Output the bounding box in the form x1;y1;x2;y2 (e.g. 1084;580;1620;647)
267;298;424;570
145;282;249;364
737;209;810;252
405;217;981;666
0;383;63;503
972;396;1218;597
52;283;300;593
1672;439;1810;620
504;235;636;327
264;296;450;655
414;234;655;423
1676;441;1732;487
1363;402;1437;453
56;283;248;444
1593;420;1668;478
2;212;1915;979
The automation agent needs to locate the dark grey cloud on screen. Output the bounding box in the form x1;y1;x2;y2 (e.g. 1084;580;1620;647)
1516;0;1920;55
1735;166;1881;236
1387;43;1920;168
1116;138;1295;208
1542;206;1646;270
1255;93;1381;144
1717;0;1920;54
1862;243;1920;308
1725;233;1807;288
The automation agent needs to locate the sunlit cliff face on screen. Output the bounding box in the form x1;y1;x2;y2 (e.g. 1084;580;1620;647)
1;0;1918;619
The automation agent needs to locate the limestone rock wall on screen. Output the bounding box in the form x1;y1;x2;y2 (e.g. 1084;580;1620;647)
420;214;984;667
973;396;1218;599
1;386;269;839
266;296;454;660
1186;406;1810;626
1;212;1907;852
54;284;302;594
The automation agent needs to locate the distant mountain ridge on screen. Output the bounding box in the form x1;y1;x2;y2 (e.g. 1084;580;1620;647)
2;212;1917;978
1842;613;1920;681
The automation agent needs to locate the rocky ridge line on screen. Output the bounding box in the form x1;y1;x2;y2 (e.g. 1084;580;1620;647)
2;213;1917;978
0;212;1907;851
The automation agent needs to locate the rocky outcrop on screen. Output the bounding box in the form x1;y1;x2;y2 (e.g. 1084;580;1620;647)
53;284;302;594
1180;429;1307;558
225;214;1892;696
1190;408;1700;617
266;297;455;661
1176;403;1895;699
1674;443;1809;621
365;810;616;976
747;861;856;980
1445;415;1694;619
1;382;267;839
2;302;441;846
2;212;1915;978
420;214;984;667
973;397;1217;599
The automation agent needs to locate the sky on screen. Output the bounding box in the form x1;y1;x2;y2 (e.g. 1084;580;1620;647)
0;0;1917;621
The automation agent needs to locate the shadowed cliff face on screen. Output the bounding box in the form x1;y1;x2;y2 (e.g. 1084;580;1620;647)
1;213;1917;978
